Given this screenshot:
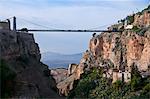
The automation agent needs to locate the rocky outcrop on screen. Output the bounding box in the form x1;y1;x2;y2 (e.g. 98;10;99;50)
57;30;150;96
52;64;79;96
56;54;91;96
68;64;78;76
56;8;150;96
89;29;150;82
0;30;61;98
134;10;150;27
1;31;40;61
51;68;68;83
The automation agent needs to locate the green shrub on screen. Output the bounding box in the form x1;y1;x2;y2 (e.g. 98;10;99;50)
126;15;134;24
67;67;103;98
137;12;142;15
89;77;111;99
67;64;150;99
132;26;140;32
137;5;150;15
142;5;150;12
130;63;142;91
141;83;150;95
130;76;142;91
136;28;147;36
113;80;123;90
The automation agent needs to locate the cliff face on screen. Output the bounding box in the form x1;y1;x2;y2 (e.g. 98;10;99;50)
51;68;68;84
133;10;150;27
1;31;40;61
57;30;150;96
56;8;150;96
90;30;150;71
0;30;60;98
89;29;150;81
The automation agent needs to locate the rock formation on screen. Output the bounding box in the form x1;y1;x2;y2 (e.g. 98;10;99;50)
51;68;68;84
134;10;150;27
56;7;150;96
0;30;61;98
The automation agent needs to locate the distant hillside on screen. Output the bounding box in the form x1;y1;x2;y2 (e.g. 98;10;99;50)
41;52;82;69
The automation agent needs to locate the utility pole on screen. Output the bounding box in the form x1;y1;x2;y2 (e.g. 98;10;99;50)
13;16;16;31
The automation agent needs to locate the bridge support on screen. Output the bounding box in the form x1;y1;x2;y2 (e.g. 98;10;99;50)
13;16;16;31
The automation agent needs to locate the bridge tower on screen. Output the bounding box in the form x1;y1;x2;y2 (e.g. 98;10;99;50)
13;16;16;31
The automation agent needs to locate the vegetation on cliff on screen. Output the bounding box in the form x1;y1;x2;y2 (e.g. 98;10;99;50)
137;5;150;15
67;66;150;99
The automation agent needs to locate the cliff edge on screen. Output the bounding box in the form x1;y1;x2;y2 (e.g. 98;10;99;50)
0;30;61;98
56;6;150;96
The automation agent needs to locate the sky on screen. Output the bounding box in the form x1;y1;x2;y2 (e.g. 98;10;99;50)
0;0;149;54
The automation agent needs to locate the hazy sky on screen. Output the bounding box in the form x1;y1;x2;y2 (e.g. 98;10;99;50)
0;0;149;54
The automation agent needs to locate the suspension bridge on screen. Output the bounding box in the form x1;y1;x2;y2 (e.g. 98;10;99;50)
1;16;122;33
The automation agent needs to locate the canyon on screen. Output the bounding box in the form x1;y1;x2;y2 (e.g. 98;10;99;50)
55;6;150;97
1;5;150;99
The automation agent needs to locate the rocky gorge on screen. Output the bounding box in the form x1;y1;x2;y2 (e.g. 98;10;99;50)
1;5;150;99
54;6;150;98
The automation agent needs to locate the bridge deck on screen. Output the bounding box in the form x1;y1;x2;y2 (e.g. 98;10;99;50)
17;29;122;32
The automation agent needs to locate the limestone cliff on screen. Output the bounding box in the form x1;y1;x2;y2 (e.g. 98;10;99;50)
0;30;61;98
56;6;150;96
51;68;68;84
